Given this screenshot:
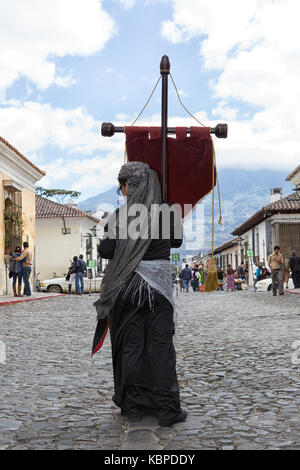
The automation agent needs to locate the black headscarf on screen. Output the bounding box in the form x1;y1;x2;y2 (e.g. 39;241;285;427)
93;162;162;320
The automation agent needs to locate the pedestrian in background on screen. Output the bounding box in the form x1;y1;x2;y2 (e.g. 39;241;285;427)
282;257;290;289
217;267;224;291
75;254;87;295
268;245;284;296
192;265;200;292
13;241;32;296
289;250;300;288
255;266;262;281
66;256;78;294
261;266;271;279
181;264;192;292
237;263;245;280
226;265;235;291
9;246;23;297
234;270;242;291
179;272;184;292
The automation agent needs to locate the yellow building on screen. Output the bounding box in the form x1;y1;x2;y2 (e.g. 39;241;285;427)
0;137;45;295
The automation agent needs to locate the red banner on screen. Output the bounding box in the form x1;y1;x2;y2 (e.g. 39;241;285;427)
125;126;216;217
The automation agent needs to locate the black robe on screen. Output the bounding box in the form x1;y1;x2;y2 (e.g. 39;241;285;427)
93;203;183;423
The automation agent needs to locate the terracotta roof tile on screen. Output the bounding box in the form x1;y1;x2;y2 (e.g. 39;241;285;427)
266;192;300;211
232;193;300;235
36;195;99;223
0;136;46;176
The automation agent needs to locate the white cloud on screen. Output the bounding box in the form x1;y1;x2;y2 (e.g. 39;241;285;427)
54;70;78;88
0;100;127;195
0;0;116;89
41;153;123;195
161;0;300;173
116;0;136;9
212;101;238;121
0;100;124;156
0;98;298;200
174;89;188;98
161;0;260;69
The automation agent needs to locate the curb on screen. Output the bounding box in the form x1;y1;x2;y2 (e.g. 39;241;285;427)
0;294;67;307
285;289;300;295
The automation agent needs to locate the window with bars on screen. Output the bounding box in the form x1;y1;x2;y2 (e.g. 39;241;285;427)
279;224;300;259
4;187;22;251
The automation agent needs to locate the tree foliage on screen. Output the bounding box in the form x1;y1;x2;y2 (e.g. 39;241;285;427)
35;186;81;204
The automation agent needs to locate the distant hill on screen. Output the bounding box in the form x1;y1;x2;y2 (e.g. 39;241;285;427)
78;169;293;257
77;187;119;213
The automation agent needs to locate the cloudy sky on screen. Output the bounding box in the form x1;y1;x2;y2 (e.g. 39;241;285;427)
0;0;299;201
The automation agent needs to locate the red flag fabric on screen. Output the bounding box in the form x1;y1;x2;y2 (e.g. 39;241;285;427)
125;126;216;217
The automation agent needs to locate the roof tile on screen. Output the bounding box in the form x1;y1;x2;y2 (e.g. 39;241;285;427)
232;193;300;235
35;195;99;223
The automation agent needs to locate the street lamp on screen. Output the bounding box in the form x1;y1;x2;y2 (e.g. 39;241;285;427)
237;236;245;265
90;225;98;237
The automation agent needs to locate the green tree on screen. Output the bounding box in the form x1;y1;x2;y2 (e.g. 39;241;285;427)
36;186;81;204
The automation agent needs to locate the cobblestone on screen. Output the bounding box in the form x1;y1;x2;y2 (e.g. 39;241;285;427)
0;289;300;449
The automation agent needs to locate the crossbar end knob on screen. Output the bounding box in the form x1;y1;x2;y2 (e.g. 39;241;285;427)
214;123;228;138
101;122;115;137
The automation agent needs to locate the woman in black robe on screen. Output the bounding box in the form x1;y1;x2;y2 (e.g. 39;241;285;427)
92;162;186;427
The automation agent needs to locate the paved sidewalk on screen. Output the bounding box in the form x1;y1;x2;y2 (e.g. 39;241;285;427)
0;292;66;307
285;288;300;295
0;290;299;450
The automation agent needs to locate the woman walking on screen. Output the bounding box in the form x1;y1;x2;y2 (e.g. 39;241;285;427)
92;161;186;427
66;256;78;294
9;246;23;296
226;264;235;291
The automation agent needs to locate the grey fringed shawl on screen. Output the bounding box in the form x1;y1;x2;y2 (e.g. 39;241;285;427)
123;260;176;325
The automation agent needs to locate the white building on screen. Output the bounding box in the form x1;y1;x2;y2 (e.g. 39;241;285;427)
286;165;300;192
232;187;300;286
35;196;106;281
195;238;239;271
0;137;45;295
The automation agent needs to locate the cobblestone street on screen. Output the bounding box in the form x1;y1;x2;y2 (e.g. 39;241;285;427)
0;289;300;450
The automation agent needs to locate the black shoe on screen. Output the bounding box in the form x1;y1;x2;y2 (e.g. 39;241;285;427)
122;408;143;422
127;412;143;422
159;410;187;427
273;292;277;296
279;292;284;295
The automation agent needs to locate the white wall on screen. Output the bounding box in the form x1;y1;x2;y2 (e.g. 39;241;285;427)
35;217;81;280
36;216;106;280
252;221;267;266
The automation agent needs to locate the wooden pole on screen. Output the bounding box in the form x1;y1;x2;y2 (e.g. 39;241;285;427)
160;55;170;201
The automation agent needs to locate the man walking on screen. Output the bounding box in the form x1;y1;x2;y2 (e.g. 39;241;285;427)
191;265;200;292
237;263;245;280
268;245;285;296
181;264;192;292
13;241;33;296
75;254;87;295
289;250;300;288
